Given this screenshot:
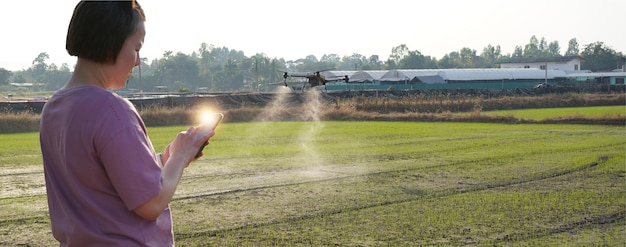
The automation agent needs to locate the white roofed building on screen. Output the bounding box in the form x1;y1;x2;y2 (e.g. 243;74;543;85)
498;56;583;72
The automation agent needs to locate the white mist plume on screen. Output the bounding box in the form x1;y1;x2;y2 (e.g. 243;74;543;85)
255;86;293;122
298;90;324;166
248;87;326;170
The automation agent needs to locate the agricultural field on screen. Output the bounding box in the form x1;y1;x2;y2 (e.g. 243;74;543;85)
1;119;624;246
481;105;626;121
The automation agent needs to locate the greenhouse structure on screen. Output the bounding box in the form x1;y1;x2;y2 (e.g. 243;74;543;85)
320;68;626;90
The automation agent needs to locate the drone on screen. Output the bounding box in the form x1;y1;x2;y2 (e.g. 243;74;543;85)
269;69;349;92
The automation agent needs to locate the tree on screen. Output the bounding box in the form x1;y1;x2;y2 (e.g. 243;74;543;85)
13;74;26;84
565;38;580;56
581;41;623;72
320;54;341;66
268;58;286;85
458;47;480;68
388;44;409;68
438;51;459;69
0;68;12;85
438;52;460;69
479;44;501;68
338;53;366;71
538;37;548;53
547;41;561;56
244;54;285;90
438;47;484;68
152;51;200;90
398;50;437;69
512;46;523;58
42;65;71;90
521;35;564;58
30;52;50;78
197;42;216;83
215;58;242;91
318;54;340;71
365;55;382;70
523;36;541;57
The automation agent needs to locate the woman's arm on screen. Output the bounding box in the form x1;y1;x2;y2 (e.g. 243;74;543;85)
133;126;215;220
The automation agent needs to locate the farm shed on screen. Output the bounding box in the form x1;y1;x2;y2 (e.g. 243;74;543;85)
565;72;626;85
349;70;388;83
377;69;567;84
439;69;568;82
380;69;444;84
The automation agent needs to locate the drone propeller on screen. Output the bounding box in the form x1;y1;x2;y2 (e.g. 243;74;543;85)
284;68;336;78
317;68;335;73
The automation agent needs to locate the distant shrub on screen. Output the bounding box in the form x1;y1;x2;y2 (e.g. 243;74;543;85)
0;112;40;133
140;105;193;126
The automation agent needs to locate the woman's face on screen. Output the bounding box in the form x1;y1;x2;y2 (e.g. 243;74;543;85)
108;21;145;89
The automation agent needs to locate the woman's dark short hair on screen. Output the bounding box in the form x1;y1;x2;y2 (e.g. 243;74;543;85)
66;0;146;64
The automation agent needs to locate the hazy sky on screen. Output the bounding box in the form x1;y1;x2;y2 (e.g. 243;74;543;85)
1;0;624;71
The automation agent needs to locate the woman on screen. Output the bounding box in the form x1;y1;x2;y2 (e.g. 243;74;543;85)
39;1;212;245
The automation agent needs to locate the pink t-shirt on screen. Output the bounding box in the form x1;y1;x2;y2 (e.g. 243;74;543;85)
39;86;173;246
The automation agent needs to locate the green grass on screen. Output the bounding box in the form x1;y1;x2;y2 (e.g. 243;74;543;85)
480;105;626;120
1;121;624;246
0;132;43;170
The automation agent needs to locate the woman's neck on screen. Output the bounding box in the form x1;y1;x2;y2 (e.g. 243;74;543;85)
64;59;109;89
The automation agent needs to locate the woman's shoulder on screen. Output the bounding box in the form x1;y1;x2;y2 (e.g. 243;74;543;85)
51;86;138;120
51;85;116;101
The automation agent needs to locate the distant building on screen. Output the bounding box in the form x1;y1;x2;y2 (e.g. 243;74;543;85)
316;56;623;91
9;82;34;88
498;56;583;72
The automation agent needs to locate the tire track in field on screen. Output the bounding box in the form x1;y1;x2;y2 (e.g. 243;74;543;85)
173;141;621;201
495;211;625;243
174;155;611;240
329;133;556;162
0;171;41;177
0;216;47;228
173;134;595;200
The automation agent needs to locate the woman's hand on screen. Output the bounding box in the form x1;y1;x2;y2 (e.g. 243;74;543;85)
164;126;215;167
136;127;215;220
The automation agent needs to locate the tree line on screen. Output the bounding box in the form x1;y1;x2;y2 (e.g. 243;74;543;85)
0;35;624;93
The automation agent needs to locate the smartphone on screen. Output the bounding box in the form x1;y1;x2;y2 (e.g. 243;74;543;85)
194;112;223;158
